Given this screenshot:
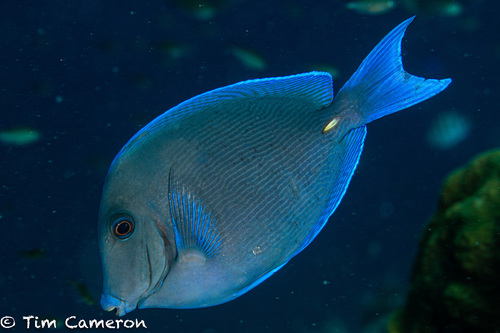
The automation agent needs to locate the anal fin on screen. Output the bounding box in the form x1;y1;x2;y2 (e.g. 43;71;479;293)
296;126;367;254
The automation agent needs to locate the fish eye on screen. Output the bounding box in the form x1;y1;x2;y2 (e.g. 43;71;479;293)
111;216;135;240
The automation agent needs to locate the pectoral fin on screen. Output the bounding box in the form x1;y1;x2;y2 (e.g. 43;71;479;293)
168;169;222;258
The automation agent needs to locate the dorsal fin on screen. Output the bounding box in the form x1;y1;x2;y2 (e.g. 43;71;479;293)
167;169;222;258
168;71;333;121
116;72;333;158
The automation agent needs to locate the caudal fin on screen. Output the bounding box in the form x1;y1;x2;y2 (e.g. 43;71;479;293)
338;16;452;124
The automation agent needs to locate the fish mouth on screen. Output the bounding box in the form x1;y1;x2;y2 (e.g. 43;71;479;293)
100;293;137;317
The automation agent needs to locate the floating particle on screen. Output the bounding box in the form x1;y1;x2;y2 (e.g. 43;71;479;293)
427;111;470;149
309;64;341;80
67;278;95;306
0;127;41;146
402;0;462;17
229;46;268;71
346;0;396;14
17;248;46;260
170;0;229;20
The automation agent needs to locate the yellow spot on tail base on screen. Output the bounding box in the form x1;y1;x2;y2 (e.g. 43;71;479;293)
322;117;341;134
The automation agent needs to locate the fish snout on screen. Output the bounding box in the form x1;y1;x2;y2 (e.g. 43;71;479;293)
100;293;136;316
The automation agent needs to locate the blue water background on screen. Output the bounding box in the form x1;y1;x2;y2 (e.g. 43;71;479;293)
0;0;497;332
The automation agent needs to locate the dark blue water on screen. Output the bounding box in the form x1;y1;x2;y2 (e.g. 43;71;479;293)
1;0;497;332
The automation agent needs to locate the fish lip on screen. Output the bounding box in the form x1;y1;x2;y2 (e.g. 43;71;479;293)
100;293;136;317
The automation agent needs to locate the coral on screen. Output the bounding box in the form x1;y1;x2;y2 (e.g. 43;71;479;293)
389;149;500;332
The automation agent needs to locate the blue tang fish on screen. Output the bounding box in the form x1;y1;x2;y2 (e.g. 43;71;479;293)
99;17;451;316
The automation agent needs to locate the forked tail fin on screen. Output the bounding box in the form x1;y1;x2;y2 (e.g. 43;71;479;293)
337;16;452;124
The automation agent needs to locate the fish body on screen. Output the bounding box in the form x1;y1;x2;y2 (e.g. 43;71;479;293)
99;17;451;316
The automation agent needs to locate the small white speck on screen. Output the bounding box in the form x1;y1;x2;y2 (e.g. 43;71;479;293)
252;246;263;255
